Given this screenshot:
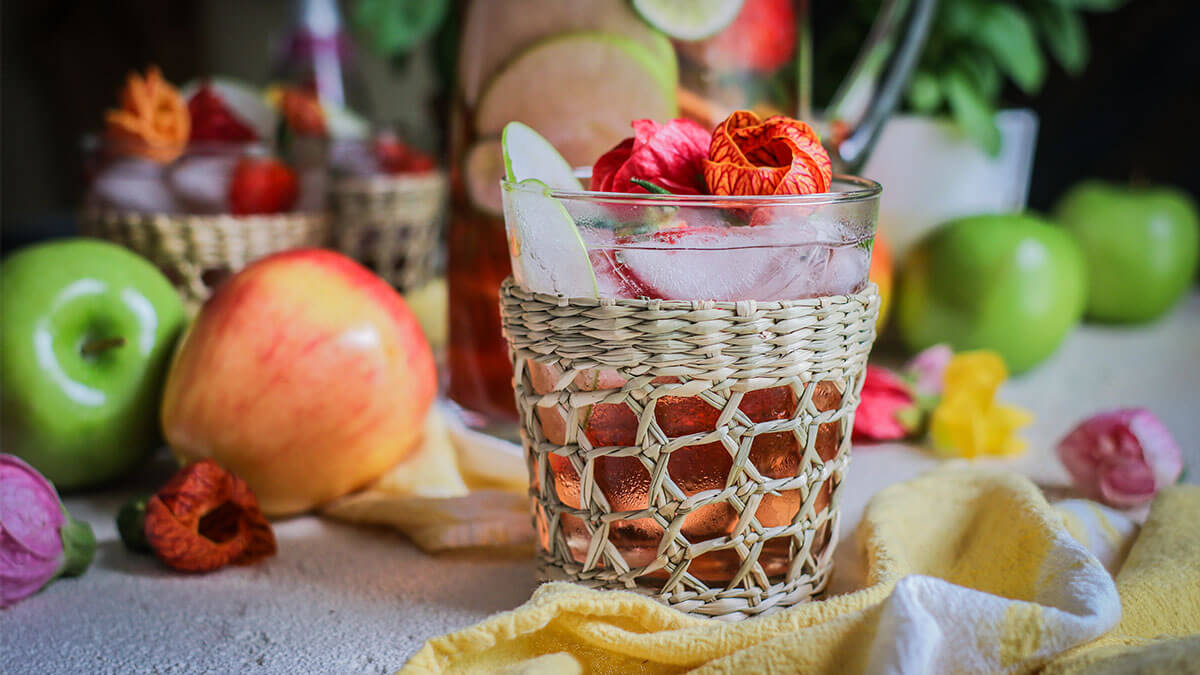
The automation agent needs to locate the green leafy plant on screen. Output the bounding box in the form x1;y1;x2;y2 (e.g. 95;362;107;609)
822;0;1127;154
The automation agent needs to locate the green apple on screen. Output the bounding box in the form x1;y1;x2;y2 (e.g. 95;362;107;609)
1053;181;1199;323
1;239;186;490
897;213;1087;373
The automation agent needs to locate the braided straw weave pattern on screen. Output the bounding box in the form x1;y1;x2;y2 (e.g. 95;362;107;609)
500;278;880;620
330;172;446;293
81;208;329;310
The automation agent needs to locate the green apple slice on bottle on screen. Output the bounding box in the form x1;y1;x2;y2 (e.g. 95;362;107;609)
458;0;677;107
501;122;596;297
632;0;745;40
475;32;677;167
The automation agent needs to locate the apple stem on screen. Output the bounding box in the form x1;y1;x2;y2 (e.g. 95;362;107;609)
80;336;126;356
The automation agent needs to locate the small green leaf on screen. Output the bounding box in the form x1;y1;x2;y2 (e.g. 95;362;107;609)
1036;4;1089;75
974;4;1045;94
630;178;675;194
940;0;983;39
352;0;450;56
1047;0;1127;11
957;49;1002;101
906;70;943;114
942;68;1002;155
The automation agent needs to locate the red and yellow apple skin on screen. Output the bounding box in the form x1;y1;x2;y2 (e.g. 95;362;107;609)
161;249;437;516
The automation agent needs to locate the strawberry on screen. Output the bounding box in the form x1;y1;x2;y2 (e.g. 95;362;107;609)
228;156;299;215
694;0;796;72
188;84;258;143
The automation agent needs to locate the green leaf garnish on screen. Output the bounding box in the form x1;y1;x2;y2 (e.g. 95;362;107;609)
630;178;675;195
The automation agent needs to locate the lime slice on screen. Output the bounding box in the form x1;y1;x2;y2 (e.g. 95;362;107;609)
502;178;597;298
501;122;582;190
464;139;506;215
477;32;677;167
632;0;745;40
180;77;277;141
458;0;677;107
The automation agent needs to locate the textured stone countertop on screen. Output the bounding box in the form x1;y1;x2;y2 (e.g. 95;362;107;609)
3;294;1197;674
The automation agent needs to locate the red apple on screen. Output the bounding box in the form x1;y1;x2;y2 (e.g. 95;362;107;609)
161;249;437;515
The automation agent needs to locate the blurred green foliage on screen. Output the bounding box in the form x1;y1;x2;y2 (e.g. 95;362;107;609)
815;0;1127;154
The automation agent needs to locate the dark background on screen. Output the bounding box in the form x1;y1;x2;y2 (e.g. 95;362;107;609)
2;0;1197;250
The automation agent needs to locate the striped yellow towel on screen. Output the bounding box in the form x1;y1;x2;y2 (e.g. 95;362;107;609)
402;469;1132;673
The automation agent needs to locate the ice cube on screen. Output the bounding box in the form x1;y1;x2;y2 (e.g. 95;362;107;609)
91;158;179;214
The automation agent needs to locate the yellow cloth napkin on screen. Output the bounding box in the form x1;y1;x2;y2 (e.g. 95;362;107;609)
322;406;532;551
1044;485;1200;674
402;469;1128;674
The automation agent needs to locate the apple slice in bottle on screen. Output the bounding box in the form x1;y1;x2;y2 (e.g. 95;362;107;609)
458;0;677;107
500;121;595;297
476;32;677;167
632;0;745;40
464;139;505;215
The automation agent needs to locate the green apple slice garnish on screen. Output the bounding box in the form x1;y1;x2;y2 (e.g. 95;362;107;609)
502;178;597;298
632;0;745;40
476;32;677;167
501;122;582;190
458;0;677;107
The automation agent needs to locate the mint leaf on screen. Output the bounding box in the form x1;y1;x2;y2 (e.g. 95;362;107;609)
630;178;675;195
1036;4;1089;75
975;4;1045;95
906;70;943;114
942;68;1002;156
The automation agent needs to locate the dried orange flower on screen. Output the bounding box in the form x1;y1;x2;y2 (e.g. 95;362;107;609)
144;459;276;573
703;110;832;196
105;66;189;163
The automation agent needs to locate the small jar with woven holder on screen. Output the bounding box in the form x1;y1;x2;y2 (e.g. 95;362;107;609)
329;171;447;293
81;209;329;312
495;176;884;620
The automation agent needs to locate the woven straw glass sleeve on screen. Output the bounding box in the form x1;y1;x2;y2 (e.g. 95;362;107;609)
500;277;880;620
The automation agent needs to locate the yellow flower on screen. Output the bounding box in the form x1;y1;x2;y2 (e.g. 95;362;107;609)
930;351;1032;458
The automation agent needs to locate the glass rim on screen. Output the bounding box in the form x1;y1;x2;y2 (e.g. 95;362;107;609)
501;174;881;207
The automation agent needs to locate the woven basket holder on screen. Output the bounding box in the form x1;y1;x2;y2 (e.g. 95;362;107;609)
330;172;446;293
81;208;330;311
501;277;880;620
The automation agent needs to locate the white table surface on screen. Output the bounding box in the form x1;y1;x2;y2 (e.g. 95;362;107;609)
4;294;1197;674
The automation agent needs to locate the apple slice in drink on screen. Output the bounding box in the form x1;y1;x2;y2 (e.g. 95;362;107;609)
458;0;677;107
500;122;596;297
476;33;677;167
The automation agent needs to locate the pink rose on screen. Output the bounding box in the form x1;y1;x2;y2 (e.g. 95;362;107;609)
590;119;711;194
905;344;953;398
1;455;95;607
852;365;920;442
1057;409;1183;508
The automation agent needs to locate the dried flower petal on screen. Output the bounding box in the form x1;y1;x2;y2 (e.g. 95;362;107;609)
703;110;832;196
906;344;953;398
590;119;710;194
1057;409;1183;508
144;459;276;573
929;351;1032;458
853;365;920;441
105;66;189;163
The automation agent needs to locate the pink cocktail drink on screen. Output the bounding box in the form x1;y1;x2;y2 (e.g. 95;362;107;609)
505;177;880;584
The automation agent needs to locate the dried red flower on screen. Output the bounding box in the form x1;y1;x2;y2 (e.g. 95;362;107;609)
704;110;832;196
590;119;711;195
144;459;276;573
